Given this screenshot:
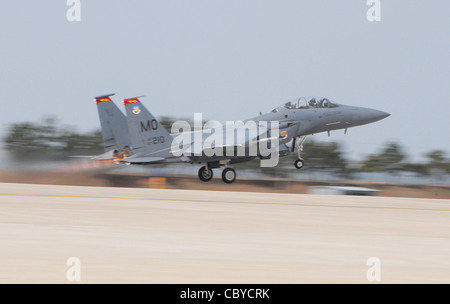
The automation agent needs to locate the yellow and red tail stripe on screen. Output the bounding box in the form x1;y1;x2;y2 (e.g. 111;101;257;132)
96;97;112;104
123;98;141;105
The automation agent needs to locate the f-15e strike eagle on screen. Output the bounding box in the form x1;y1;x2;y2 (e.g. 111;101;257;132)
94;94;389;183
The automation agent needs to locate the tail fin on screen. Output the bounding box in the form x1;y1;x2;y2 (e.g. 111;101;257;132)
123;97;172;153
95;94;131;151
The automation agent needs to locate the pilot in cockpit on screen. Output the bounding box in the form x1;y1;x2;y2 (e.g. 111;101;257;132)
285;101;295;109
317;98;326;108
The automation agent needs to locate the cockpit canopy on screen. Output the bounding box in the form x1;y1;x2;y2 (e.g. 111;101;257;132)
272;96;340;113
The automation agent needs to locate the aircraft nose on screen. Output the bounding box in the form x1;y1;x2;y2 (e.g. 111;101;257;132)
359;108;390;123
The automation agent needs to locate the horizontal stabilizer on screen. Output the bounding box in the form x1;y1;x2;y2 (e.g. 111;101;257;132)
91;150;117;160
120;156;165;164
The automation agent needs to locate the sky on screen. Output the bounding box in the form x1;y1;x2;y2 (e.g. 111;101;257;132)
0;1;449;161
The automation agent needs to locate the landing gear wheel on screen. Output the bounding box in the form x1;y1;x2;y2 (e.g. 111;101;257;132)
294;159;304;169
222;168;236;184
198;166;213;182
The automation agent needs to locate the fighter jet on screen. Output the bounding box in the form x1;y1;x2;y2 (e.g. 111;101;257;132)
94;95;389;183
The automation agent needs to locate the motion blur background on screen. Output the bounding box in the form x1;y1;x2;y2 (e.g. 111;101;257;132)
0;1;449;191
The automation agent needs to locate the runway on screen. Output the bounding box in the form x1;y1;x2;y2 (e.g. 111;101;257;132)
0;183;449;283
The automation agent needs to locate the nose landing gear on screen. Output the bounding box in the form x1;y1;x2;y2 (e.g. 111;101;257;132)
293;136;307;169
294;158;304;169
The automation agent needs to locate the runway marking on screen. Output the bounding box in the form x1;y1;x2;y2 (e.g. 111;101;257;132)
1;192;449;212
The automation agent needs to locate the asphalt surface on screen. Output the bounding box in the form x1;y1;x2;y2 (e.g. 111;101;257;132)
0;183;449;283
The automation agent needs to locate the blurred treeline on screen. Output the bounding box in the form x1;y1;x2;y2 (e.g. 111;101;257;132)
4;117;104;160
1;116;202;161
3;116;450;180
254;141;450;181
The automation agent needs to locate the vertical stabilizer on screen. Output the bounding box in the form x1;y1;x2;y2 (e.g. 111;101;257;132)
123;97;172;154
95;94;131;151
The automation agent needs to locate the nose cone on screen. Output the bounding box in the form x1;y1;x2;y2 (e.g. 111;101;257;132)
359;108;390;124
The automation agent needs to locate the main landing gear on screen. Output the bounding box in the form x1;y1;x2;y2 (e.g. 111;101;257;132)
198;164;236;184
198;165;213;182
222;167;236;184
